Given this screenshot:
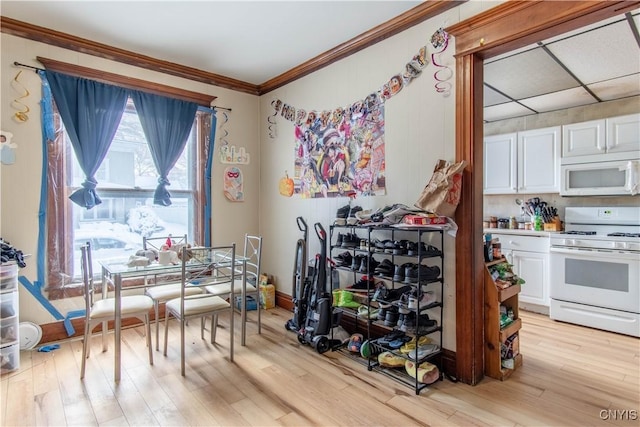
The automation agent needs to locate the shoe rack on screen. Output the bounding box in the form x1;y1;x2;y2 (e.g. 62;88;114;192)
329;223;445;395
1;262;20;375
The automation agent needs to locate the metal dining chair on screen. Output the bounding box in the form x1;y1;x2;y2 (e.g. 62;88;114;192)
163;244;235;376
143;234;187;252
205;235;263;336
141;234;201;351
79;241;154;379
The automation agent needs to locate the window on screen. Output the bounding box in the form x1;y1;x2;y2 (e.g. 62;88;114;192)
46;99;212;299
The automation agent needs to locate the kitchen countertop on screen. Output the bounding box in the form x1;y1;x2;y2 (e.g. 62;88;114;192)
483;228;551;237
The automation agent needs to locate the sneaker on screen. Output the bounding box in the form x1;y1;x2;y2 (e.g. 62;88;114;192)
374;239;390;251
351;254;366;271
393;262;412;282
406;343;440;361
384;306;399;327
347;206;363;225
335;205;350;225
334;251;352;268
374;259;395;277
358;256;380;274
406;241;425;256
404;264;441;284
372;281;389;302
349;275;375;290
341;233;359;248
335;233;345;247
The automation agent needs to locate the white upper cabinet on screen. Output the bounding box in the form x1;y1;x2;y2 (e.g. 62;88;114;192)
518;126;561;193
562;119;606;157
483;127;560;194
562;113;640;161
606;113;640;155
484;132;517;194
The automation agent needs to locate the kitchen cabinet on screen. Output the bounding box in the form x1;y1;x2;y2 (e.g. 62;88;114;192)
562;113;640;159
491;232;550;310
484;126;560;194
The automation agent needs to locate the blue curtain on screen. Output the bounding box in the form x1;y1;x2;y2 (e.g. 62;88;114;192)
44;70;128;209
130;91;198;206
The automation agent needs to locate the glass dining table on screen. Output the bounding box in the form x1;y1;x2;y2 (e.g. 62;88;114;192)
100;251;249;382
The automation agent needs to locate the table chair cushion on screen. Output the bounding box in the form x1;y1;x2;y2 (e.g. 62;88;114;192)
146;283;203;301
205;279;257;296
90;295;154;319
166;295;230;317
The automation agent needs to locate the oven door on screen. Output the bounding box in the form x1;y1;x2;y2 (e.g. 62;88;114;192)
549;247;640;313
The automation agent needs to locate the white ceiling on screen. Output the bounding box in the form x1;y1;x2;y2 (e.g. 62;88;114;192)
0;0;423;84
1;1;639;122
484;9;640;122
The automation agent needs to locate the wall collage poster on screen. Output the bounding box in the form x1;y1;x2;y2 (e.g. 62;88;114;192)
270;28;451;199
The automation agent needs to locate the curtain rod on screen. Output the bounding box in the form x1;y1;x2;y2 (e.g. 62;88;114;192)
15;61;232;111
14;61;44;72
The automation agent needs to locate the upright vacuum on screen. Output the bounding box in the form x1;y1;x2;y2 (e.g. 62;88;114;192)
295;222;342;353
286;217;310;333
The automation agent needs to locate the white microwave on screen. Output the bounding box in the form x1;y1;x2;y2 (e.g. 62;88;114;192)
560;159;639;196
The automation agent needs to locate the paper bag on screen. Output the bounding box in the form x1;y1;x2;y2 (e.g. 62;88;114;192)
414;159;466;217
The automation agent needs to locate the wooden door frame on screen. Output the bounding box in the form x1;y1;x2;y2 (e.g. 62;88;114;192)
447;0;639;385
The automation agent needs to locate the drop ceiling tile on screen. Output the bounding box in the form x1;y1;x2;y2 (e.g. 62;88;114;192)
546;21;639;84
589;74;640;100
484;102;535;123
484;47;579;100
519;87;598;112
484;84;511;107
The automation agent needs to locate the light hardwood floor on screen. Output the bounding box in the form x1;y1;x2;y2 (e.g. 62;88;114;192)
1;308;639;426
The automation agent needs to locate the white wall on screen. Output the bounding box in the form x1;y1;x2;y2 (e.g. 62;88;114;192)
256;2;502;351
1;0;503;350
0;33;260;325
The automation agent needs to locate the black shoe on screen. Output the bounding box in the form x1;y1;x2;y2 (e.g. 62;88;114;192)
374;239;390;251
404;264;440;284
351;254;365;270
335;204;350;222
350;276;375;290
393;262;412;282
341;233;359;248
374;259;394;276
335;233;345;247
384;306;399;327
334;251;352;267
358;256;380;274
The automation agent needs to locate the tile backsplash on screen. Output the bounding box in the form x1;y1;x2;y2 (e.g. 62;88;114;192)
483;194;640;221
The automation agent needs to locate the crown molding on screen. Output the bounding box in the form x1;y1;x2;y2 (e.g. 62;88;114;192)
0;16;260;95
258;1;466;94
2;1;466;96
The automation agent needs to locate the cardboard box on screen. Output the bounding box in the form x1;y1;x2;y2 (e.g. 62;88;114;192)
403;214;447;225
259;283;275;309
235;296;257;311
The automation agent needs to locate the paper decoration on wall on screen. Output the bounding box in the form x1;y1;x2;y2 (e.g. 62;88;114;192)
0;131;16;165
223;166;244;202
267;100;281;139
292;94;386;198
220;144;250;164
11;71;30;123
430;28;452;96
278;171;294;197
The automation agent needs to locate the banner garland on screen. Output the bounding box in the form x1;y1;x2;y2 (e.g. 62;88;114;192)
267;28;452;198
267;28;450;139
430;27;452;96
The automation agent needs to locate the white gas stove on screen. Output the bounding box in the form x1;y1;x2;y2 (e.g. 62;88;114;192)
549;206;640;337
